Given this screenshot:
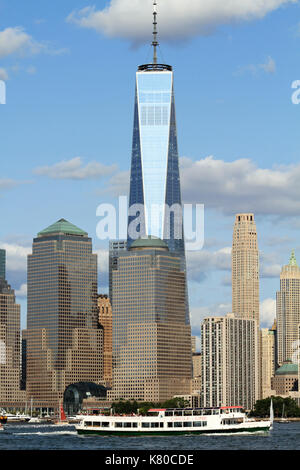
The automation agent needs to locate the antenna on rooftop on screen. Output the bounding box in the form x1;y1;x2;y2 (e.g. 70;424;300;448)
152;1;159;65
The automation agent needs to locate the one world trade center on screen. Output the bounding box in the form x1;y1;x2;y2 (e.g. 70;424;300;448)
127;1;190;323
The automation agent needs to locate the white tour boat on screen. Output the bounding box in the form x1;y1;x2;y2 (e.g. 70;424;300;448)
75;406;271;436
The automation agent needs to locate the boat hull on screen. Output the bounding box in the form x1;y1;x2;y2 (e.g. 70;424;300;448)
77;426;270;436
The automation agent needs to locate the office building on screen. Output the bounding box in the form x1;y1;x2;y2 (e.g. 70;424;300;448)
26;218;103;408
111;236;192;402
260;328;275;399
109;240;127;303
271;361;298;396
98;294;113;387
0;278;26;405
0;249;5;280
127;3;190;325
276;250;300;366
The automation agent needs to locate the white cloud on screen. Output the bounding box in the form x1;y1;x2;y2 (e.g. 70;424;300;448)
237;56;276;75
0;68;8;81
15;283;27;298
26;66;36;75
0;27;42;58
180;156;300;217
0;243;31;272
260;298;276;327
187;247;231;282
95;248;109;274
0;26;67;59
260;56;276;74
34;157;118;180
101;170;130;197
67;0;296;44
0;179;17;190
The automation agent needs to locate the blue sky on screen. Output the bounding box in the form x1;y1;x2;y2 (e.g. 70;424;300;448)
1;0;300;346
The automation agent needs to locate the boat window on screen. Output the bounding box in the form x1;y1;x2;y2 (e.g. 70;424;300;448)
85;421;92;427
203;410;211;415
160;422;164;428
151;423;159;428
123;422;132;428
132;423;138;428
115;422;122;428
174;422;183;428
212;410;219;415
193;410;202;416
174;411;183;416
184;410;192;416
167;422;173;428
183;422;192;427
142;423;150;428
193;421;207;427
93;422;100;427
102;422;109;427
165;411;173;417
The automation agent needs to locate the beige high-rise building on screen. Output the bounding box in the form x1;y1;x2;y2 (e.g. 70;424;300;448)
232;213;261;404
111;236;192;402
276;250;300;367
260;328;275;398
232;213;259;323
0;278;26;406
201;314;259;410
26;219;103;409
98;294;113;387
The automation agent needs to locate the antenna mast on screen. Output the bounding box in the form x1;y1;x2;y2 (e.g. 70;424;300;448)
152;1;158;65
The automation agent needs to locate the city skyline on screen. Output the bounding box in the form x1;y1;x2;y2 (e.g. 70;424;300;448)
2;0;300;346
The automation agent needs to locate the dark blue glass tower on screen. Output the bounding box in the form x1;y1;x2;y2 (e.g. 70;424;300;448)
128;63;184;256
127;3;189;323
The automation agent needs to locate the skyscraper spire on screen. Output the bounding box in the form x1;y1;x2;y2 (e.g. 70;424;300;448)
152;1;158;64
289;249;298;267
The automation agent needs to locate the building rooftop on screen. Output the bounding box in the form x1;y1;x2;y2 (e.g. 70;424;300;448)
275;361;298;376
37;219;88;238
289;249;298;267
130;236;169;251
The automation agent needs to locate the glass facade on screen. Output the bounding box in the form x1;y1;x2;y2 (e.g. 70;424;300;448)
0;278;25;404
128;64;190;325
26;219;103;407
0;249;5;280
111;240;192;402
128;67;184;255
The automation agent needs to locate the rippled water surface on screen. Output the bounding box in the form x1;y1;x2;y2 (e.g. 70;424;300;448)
0;422;299;450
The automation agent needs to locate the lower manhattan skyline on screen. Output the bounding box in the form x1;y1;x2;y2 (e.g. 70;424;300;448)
2;0;300;457
3;2;300;352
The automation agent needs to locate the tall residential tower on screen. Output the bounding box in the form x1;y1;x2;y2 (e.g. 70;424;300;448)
232;213;259;323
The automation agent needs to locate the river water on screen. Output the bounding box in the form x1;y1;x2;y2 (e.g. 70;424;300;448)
0;421;299;450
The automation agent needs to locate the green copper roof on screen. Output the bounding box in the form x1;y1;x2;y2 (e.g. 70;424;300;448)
289;249;298;267
38;219;88;237
130;236;168;250
275;361;298;375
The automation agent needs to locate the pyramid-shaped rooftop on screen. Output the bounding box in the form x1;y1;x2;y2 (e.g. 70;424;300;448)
38;218;88;237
